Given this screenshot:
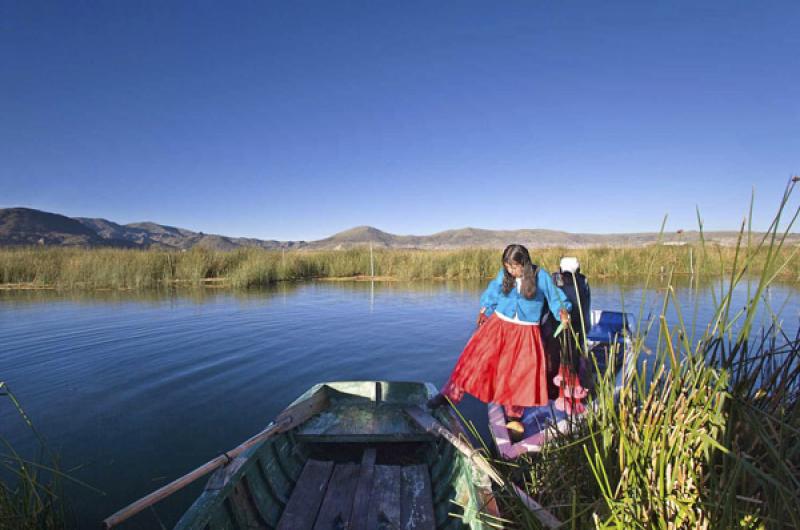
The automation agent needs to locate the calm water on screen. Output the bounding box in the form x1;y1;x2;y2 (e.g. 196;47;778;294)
1;279;797;528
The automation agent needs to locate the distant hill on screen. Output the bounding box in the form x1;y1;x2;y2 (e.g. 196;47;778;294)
0;208;134;247
77;218;247;250
304;225;795;249
1;207;796;250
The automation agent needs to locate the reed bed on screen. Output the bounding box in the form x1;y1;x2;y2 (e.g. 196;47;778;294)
486;181;800;529
1;242;798;291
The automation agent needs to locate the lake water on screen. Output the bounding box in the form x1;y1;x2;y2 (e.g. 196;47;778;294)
1;279;797;528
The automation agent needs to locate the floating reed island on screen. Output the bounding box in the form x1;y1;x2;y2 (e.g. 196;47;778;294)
1;240;798;290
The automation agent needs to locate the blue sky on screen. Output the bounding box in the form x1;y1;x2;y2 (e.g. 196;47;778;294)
2;1;798;241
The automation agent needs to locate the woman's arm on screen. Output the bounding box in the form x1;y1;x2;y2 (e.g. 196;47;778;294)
479;268;504;315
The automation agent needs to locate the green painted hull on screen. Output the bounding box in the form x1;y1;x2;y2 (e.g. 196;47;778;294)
174;381;497;529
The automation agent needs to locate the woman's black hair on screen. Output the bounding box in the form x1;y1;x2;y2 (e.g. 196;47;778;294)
501;244;538;299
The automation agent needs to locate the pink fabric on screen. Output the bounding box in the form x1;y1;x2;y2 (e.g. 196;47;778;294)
442;313;548;410
553;365;588;414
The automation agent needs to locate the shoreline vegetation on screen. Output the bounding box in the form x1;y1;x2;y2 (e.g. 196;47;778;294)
476;184;800;528
1;241;798;291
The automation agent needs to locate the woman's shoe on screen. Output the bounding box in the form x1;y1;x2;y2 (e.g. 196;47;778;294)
426;393;448;409
506;418;525;443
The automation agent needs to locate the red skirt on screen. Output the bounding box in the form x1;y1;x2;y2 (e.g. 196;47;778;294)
444;313;548;408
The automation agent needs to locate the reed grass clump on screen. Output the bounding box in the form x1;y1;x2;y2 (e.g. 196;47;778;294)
1;383;75;530
2;244;797;291
490;182;800;529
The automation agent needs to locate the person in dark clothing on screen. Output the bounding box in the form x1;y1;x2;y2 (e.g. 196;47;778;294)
541;257;592;398
553;257;591;338
552;256;592;387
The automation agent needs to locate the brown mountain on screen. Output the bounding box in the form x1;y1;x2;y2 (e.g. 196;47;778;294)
307;226;791;249
0;208;134;247
1;207;795;250
74;217;299;250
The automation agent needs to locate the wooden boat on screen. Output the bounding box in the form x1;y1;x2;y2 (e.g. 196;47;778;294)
489;310;636;459
105;381;501;529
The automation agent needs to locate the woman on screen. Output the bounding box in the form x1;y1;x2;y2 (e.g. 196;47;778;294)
428;244;571;435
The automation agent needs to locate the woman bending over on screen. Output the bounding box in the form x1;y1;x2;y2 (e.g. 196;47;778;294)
428;244;571;435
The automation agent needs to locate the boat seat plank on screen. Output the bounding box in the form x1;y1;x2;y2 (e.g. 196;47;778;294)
350;449;377;530
312;463;360;530
366;465;402;530
276;459;334;530
401;464;436;530
297;404;431;441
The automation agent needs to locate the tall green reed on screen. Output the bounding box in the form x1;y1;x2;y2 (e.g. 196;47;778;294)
1;244;797;291
0;382;100;530
489;180;800;529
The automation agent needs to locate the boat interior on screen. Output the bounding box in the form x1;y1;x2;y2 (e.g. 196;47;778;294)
174;381;494;530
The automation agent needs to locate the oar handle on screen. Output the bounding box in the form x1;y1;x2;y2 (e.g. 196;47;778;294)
102;386;330;528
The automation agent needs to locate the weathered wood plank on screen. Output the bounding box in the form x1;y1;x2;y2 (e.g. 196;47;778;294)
258;455;291;506
407;407;556;529
366;465;402;530
268;441;297;487
349;449;377;530
206;456;248;491
275;387;329;433
401;464;436;530
405;407;504;486
273;436;305;481
244;468;282;527
227;478;269;530
312;463;360;530
298;404;427;439
207;502;237;530
276;460;334;530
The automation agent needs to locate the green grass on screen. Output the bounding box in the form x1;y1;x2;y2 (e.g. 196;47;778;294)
1;383;105;530
1;242;798;291
1;383;90;530
483;181;800;529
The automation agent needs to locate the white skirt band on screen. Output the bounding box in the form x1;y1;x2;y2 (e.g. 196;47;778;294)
494;311;539;326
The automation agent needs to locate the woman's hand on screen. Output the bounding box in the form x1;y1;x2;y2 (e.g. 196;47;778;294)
477;307;487;327
559;309;570;325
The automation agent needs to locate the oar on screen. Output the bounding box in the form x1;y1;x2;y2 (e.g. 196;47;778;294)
405;406;562;529
103;389;327;528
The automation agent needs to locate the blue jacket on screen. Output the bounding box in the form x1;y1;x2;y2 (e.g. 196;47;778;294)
480;267;571;323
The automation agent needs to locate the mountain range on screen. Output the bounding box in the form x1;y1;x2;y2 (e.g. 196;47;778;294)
0;207;793;250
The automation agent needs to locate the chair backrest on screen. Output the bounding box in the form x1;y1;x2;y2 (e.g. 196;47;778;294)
587;311;633;343
597;311;629;331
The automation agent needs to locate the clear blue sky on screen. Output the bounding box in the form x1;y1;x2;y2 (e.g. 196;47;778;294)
2;1;798;240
